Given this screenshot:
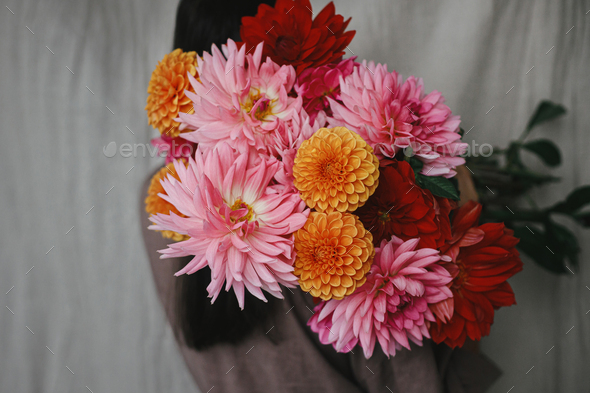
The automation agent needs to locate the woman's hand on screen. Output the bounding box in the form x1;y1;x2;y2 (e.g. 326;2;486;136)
455;165;479;206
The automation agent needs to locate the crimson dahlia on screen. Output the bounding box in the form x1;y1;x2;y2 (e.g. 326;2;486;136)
356;160;453;250
240;0;355;75
429;201;523;348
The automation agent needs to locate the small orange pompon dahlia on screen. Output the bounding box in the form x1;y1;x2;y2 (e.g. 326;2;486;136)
293;127;379;213
294;211;374;301
145;48;198;137
145;163;189;242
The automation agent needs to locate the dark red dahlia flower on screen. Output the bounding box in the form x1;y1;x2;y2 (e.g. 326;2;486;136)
240;0;355;75
429;200;523;348
356;160;453;249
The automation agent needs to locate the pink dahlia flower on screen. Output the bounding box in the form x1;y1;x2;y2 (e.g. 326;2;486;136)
266;110;321;193
149;143;309;309
328;61;468;178
150;135;196;164
177;39;302;156
294;57;357;125
308;236;453;358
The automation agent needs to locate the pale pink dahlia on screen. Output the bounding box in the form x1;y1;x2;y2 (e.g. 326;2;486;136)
178;39;302;156
328;61;468;178
308;236;453;358
149;143;309;309
294;57;357;125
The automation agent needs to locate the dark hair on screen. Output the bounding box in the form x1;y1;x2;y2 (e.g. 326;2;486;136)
173;0;277;351
173;0;274;54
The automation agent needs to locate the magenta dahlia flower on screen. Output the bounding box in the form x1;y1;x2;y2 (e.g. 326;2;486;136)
150;135;195;164
149;143;309;309
328;61;468;178
308;236;453;358
294;57;357;125
177;39;302;157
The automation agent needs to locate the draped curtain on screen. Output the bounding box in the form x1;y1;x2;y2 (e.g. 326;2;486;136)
0;0;588;392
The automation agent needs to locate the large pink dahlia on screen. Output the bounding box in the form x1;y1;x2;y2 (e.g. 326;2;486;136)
149;143;309;308
308;236;453;358
328;61;468;178
178;39;302;156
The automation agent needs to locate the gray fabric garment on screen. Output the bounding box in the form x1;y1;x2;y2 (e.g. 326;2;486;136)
140;176;501;393
1;0;589;392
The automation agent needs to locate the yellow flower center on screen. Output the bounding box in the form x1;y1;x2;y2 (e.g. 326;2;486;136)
242;90;275;121
229;198;254;222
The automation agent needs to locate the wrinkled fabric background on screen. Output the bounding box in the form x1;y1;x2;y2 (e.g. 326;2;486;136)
0;0;588;392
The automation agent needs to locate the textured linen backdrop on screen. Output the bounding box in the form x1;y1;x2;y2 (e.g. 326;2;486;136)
0;0;588;392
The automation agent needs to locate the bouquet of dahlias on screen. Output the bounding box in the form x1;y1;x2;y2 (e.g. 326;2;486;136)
144;0;523;358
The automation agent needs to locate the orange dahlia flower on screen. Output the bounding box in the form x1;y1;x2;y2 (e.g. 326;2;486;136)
293;127;379;213
145;163;189;242
294;211;374;300
145;48;198;137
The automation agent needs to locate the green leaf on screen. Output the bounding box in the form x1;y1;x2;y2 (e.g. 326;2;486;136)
513;226;567;274
505;141;524;169
551;185;590;214
572;211;590;227
521;139;562;167
499;168;560;184
546;221;579;268
415;174;460;200
563;186;590;212
407;156;424;174
525;100;566;134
